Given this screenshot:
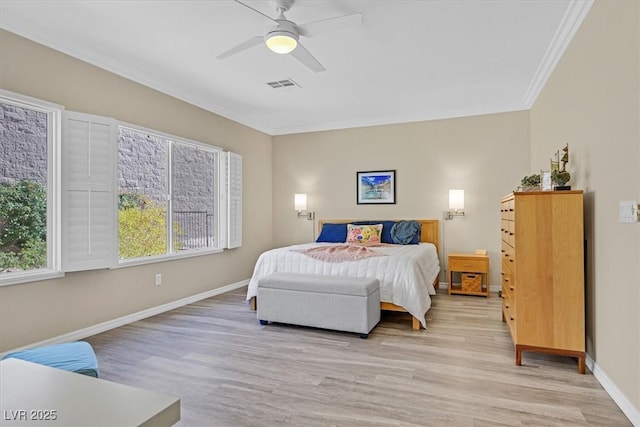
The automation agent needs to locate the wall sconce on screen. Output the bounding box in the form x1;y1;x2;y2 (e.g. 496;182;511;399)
444;189;465;220
294;193;314;221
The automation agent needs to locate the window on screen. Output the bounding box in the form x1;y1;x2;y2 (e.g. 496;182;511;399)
171;141;217;251
1;91;240;282
0;90;62;286
117;126;223;263
117;128;169;259
63;114;239;270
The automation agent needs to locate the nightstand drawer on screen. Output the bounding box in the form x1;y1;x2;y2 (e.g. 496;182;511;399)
449;258;488;273
448;253;490;297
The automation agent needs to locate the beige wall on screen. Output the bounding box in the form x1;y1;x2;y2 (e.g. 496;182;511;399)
2;3;638;419
272;111;530;288
530;0;640;413
0;30;273;352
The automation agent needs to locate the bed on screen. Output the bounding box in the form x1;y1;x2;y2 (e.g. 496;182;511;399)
247;219;440;330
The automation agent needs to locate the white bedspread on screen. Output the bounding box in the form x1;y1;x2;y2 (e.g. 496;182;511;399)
247;242;440;328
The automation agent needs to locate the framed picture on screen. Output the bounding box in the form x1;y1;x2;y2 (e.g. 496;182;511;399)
541;170;552;191
357;170;396;204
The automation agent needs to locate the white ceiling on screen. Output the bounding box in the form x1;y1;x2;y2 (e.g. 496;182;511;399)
0;0;593;136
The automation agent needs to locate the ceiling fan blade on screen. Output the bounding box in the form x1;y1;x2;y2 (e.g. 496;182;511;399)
234;0;280;25
297;13;362;38
217;36;263;60
290;43;326;73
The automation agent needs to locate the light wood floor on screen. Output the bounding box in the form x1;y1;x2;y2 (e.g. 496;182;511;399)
85;288;631;427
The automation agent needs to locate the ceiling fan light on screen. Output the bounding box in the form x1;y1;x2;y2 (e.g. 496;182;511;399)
266;33;298;54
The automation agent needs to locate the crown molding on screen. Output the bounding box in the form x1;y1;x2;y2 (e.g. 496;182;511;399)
523;0;594;108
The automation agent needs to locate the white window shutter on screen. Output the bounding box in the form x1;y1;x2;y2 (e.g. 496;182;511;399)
225;152;242;249
62;111;116;271
218;152;228;249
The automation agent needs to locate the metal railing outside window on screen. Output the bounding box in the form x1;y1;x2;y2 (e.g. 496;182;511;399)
173;211;214;250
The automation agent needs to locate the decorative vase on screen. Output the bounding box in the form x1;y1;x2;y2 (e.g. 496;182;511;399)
552;170;570;190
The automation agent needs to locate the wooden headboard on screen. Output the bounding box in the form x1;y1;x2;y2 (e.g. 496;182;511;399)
317;219;440;254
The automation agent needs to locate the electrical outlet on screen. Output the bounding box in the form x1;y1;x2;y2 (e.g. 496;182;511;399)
155;274;162;286
619;200;639;223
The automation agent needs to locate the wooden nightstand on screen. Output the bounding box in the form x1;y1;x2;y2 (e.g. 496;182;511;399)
447;252;490;297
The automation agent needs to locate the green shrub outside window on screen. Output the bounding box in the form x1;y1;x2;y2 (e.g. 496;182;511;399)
0;180;47;271
118;192;183;259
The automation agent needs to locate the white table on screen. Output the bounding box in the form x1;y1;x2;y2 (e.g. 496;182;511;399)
1;358;180;426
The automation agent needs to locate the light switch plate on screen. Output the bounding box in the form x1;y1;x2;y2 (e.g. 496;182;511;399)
619;200;639;223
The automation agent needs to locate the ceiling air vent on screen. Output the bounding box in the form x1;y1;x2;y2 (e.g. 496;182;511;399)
266;78;301;91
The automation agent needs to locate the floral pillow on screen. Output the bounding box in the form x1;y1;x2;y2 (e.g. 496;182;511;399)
346;224;383;245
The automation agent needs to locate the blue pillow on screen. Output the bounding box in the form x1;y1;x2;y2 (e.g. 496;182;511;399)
316;223;347;243
410;223;422;244
391;220;422;245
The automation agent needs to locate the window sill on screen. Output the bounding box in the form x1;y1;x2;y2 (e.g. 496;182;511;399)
0;269;65;287
112;247;225;269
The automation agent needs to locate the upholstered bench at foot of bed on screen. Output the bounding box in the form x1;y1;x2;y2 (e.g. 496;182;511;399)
257;273;381;339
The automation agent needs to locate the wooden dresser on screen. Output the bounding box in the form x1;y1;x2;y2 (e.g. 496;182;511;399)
500;191;585;373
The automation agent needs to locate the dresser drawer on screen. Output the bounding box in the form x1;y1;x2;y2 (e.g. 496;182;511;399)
502;295;515;316
500;206;510;220
500;219;508;234
500;220;510;241
500;199;515;220
450;257;488;273
503;297;516;340
501;222;515;247
501;241;514;270
505;222;515;247
502;247;515;269
502;272;515;297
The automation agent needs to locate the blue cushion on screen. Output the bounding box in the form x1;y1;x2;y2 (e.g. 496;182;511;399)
2;341;99;378
410;230;421;244
390;220;422;245
316;223;348;243
378;221;397;244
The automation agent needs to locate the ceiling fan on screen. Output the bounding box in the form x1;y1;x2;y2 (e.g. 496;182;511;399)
217;0;362;73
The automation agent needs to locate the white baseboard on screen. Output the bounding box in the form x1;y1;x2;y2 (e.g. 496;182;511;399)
586;354;640;426
1;279;249;357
